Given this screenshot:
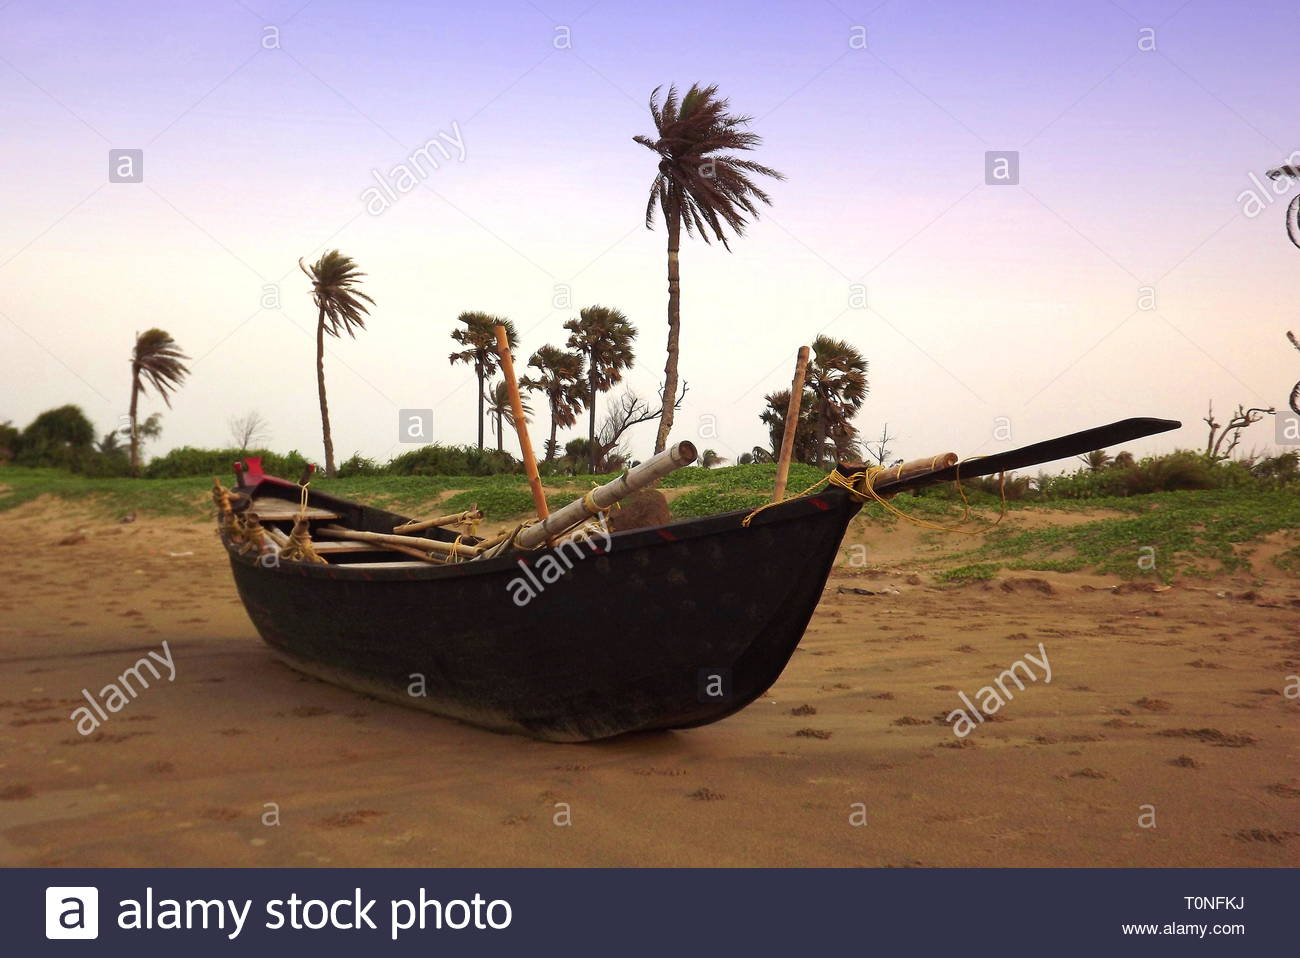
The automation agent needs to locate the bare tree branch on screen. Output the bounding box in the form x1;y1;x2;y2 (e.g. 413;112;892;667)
228;410;270;451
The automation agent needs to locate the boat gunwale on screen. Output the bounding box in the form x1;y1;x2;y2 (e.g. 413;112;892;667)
222;477;855;582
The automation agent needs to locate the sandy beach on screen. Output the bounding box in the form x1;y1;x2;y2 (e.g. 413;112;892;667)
2;498;1297;868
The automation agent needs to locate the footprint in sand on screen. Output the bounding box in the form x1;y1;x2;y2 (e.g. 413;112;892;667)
790;704;817;716
1264;784;1300;798
289;706;331;718
794;728;833;739
1102;717;1148;729
1169;755;1202;768
1134;697;1172;712
0;784;34;800
317;810;384;828
147;760;175;773
1231;829;1297;845
215;728;248;736
1156;728;1257;747
687;787;724;801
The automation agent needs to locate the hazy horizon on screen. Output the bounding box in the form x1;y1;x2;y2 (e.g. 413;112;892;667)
3;0;1299;472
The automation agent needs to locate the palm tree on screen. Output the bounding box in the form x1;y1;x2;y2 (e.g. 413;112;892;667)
564;305;637;473
759;387;818;464
1079;449;1112;473
299;250;373;478
128;328;188;476
450;312;518;450
1288;331;1300;415
700;448;727;468
484;379;532;453
636;83;784;453
1265;165;1300;413
520;345;585;462
806;336;868;466
1266;163;1300;249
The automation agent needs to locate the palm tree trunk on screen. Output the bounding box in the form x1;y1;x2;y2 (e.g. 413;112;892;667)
654;209;682;454
814;399;829;467
548;400;559;463
128;372;140;477
316;306;336;478
588;363;598;473
476;364;485;450
496;409;504;453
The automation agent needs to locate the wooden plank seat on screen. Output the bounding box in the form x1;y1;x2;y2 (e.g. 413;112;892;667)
332;560;435;569
249;498;340;521
311;541;388;554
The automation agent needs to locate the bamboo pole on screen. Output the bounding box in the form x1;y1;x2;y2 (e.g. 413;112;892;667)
261;524;290;548
514;441;697;551
882;453;959;484
318;525;480;560
392;508;483;535
772;346;810;502
494;323;549;523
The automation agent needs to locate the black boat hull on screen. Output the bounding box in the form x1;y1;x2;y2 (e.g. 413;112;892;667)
226;484;859;741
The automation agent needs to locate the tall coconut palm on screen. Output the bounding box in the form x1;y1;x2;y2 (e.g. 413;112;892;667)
450;312;517;451
299;250;373;478
128;328;189;476
484;379;533;453
564;305;637;473
520;345;585;462
806;335;868;466
635;83;784;453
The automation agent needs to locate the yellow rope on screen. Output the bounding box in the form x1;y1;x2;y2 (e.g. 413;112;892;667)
742;460;1008;535
278;480;327;564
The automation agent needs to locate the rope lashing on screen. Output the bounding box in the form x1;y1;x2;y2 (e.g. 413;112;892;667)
279;481;327;564
742;459;1008;534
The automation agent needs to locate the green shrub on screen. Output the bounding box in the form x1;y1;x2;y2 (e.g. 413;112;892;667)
386;444;518;476
337;453;383;477
144;446;308;479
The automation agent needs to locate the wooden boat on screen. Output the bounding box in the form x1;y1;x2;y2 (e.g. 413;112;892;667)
219;418;1180;742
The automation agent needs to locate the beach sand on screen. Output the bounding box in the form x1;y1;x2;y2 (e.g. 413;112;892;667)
1;498;1297;867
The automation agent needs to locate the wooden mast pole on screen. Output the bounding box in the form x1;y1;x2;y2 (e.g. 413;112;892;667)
494;323;549;523
772;345;810;502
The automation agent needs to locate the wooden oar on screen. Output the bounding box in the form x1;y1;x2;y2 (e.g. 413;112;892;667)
495;323;549;526
393;508;483;535
772;345;810;502
865;418;1182;497
318;526;480;560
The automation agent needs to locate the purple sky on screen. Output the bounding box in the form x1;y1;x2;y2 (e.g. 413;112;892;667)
2;0;1298;467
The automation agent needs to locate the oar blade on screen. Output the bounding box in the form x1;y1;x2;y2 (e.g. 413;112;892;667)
874;417;1181;493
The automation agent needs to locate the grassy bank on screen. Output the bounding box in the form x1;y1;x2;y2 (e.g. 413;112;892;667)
2;465;1296;581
